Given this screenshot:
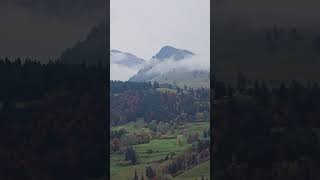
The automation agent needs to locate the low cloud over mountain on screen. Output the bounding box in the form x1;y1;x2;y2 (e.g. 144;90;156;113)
129;46;210;88
60;23;209;85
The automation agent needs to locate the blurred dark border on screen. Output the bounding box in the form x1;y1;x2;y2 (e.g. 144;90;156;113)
210;0;214;179
106;0;111;178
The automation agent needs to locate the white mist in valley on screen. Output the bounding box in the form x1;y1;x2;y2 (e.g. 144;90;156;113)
110;63;140;81
110;49;145;81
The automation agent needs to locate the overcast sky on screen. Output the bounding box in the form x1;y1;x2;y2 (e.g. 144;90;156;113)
214;0;320;31
2;0;318;62
110;0;210;60
0;0;104;61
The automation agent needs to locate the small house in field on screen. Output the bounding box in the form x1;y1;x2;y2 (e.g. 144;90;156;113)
176;135;184;145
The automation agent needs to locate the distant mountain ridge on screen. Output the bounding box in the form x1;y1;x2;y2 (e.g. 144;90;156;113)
110;49;145;68
129;46;209;88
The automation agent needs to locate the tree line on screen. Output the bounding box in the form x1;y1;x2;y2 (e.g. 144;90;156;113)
0;57;107;102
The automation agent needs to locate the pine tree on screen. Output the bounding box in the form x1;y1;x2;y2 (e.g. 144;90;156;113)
273;24;279;40
153;168;156;176
146;166;151;179
237;72;247;93
266;31;275;52
227;84;234;97
291;27;301;40
145;166;156;179
125;146;138;164
133;170;139;180
153;81;159;88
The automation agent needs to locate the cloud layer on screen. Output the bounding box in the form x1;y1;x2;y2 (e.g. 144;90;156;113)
110;48;210;82
111;0;210;60
110;63;141;81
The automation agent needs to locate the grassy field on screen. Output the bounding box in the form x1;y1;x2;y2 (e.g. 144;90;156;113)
112;121;149;132
174;160;210;180
110;121;209;180
134;138;191;162
110;138;191;180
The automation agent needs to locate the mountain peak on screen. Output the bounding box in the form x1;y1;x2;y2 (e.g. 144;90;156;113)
153;46;194;61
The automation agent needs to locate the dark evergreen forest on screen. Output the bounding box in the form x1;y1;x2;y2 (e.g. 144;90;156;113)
213;73;320;180
0;58;108;180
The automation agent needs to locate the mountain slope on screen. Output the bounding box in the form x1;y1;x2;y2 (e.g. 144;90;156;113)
60;22;106;66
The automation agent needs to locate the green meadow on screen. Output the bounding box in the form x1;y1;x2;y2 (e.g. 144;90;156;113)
110;121;210;180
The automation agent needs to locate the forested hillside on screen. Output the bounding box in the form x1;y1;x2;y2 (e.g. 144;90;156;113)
110;81;210;126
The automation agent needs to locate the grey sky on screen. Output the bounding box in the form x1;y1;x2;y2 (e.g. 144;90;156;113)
110;0;210;60
214;0;320;29
0;0;104;61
